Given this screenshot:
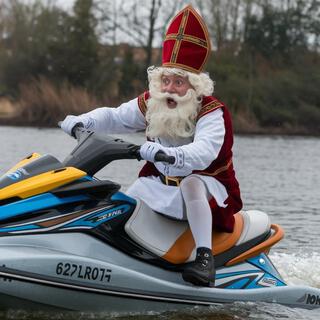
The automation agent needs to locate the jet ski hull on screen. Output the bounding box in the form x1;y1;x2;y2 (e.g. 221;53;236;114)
0;234;319;312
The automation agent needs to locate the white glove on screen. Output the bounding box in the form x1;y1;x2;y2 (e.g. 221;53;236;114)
60;115;83;136
140;141;163;163
140;141;185;169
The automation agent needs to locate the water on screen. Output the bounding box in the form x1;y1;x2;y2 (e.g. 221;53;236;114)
0;126;319;319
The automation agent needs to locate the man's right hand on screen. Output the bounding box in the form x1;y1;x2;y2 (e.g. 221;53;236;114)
60;115;82;136
140;141;163;163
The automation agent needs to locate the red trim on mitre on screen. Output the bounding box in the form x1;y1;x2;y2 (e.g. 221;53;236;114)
162;5;211;73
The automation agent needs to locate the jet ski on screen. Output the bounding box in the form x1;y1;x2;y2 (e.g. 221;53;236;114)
0;127;319;312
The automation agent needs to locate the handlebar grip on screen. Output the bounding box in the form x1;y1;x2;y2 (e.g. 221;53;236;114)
71;123;84;139
154;151;175;164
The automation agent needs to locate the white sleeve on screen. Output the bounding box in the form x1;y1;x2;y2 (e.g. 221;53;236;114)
76;97;146;133
163;109;225;176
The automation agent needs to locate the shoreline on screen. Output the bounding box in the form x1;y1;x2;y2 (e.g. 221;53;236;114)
1;117;319;138
1;97;319;137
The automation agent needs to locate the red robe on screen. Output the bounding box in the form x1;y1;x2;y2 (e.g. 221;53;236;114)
137;91;242;232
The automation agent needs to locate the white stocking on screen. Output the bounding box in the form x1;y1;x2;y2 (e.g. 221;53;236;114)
180;176;212;249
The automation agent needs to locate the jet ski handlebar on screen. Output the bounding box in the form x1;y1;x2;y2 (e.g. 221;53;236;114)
72;123;175;164
59;122;176;175
153;151;175;164
71;124;175;164
71;122;85;139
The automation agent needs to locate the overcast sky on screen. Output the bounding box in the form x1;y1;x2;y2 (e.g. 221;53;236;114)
54;0;75;9
22;0;75;9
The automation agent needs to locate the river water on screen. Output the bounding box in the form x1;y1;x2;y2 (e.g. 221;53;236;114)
0;126;319;320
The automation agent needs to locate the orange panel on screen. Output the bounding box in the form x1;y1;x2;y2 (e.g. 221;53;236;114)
162;228;195;264
162;212;244;264
212;213;244;254
225;224;284;266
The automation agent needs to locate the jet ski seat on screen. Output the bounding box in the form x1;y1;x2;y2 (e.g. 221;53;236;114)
125;200;272;265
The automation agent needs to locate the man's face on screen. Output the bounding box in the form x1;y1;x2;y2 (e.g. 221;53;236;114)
146;72;200;139
161;74;193;108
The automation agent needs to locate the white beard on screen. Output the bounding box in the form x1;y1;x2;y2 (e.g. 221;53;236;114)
146;88;201;140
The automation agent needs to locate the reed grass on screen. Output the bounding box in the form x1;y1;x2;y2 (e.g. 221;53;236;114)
16;77;102;127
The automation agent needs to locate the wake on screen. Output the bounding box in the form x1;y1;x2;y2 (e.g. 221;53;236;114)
271;251;320;287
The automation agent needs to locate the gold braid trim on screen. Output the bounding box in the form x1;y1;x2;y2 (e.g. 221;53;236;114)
162;62;201;74
165;34;209;49
138;93;148;116
197;100;223;120
198;158;233;177
170;10;189;63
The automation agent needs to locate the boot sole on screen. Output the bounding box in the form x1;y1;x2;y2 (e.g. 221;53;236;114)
182;271;215;287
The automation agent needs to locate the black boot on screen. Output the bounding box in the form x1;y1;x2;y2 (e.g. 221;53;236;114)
182;247;215;287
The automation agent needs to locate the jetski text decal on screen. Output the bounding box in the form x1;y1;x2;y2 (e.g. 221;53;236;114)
56;262;112;282
298;293;320;306
306;294;320;305
0;203;131;235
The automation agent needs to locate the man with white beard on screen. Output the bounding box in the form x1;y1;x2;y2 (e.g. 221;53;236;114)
61;5;242;287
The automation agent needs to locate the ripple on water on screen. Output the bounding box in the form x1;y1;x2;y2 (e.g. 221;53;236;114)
1;302;319;320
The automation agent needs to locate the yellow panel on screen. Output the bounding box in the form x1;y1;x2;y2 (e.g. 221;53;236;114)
6;153;42;173
0;167;86;200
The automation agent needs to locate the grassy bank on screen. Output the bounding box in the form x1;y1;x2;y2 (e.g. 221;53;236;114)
0;78;100;127
0;77;318;137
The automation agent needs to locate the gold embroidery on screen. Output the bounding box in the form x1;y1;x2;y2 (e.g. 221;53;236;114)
165;34;209;49
197;100;223;120
162;62;201;74
170;10;189;63
138;93;148;116
200;159;233;177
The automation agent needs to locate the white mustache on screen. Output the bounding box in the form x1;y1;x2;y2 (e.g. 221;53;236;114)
146;88;200;139
150;89;194;103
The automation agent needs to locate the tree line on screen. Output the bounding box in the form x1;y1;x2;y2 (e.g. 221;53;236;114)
0;0;319;135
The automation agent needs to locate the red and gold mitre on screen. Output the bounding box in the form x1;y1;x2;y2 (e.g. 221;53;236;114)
162;5;211;74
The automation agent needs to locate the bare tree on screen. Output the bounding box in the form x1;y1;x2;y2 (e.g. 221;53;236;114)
96;0;186;71
192;0;257;52
230;0;241;43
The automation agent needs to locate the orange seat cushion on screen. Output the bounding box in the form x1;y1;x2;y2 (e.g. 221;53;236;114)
162;212;244;264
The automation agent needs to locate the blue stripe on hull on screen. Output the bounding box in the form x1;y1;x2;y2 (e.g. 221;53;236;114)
0;193;90;221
